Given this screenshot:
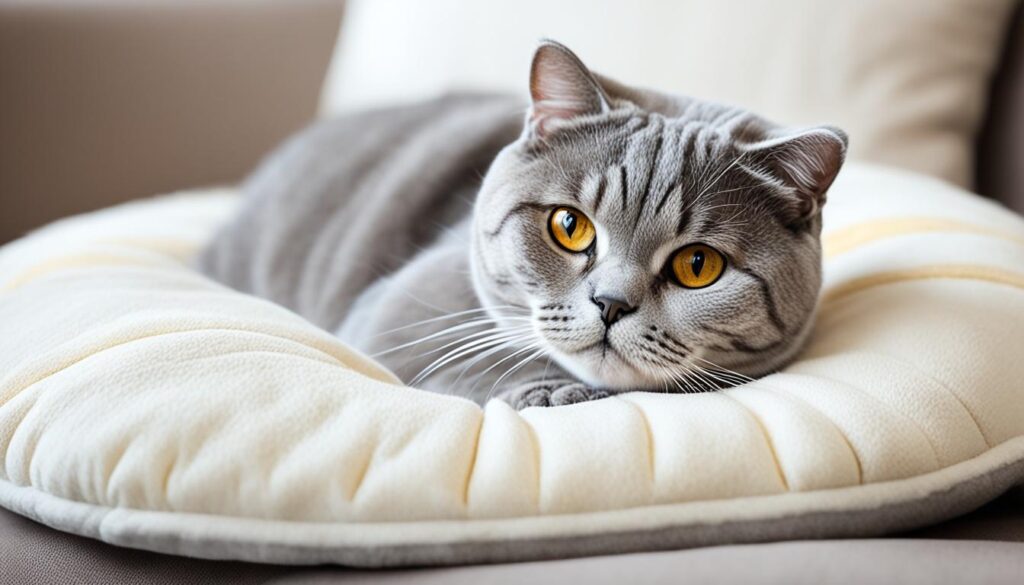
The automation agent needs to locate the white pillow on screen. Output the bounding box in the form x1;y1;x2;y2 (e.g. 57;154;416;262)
320;0;1017;189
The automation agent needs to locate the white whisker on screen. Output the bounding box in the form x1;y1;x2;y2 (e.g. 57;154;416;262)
410;331;536;386
370;305;528;339
486;347;547;402
693;356;756;384
410;325;540;386
450;338;533;388
372;317;525;357
469;342;545;390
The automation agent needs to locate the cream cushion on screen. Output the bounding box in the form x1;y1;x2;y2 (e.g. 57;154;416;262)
0;163;1023;566
321;0;1017;189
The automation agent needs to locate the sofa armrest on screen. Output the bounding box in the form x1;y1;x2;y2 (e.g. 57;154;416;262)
0;0;343;243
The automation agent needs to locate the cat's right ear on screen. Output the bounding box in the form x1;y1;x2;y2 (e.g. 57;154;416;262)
527;41;610;139
740;126;848;227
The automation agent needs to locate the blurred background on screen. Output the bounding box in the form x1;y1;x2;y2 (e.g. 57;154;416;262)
1;0;1021;244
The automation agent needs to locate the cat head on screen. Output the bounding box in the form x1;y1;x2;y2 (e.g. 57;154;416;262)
471;41;847;391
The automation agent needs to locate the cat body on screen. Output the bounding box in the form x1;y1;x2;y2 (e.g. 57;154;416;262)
200;43;846;407
200;95;538;403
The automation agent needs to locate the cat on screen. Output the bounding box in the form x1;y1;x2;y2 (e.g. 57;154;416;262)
199;41;847;409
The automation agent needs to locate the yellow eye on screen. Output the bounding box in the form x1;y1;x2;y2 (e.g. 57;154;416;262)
548;207;596;253
671;244;726;288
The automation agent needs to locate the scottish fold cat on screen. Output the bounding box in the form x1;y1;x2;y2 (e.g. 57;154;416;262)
200;41;847;408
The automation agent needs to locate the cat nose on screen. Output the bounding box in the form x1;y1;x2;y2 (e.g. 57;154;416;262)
592;296;636;326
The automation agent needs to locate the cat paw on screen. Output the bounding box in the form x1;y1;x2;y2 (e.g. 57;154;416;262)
496;379;609;409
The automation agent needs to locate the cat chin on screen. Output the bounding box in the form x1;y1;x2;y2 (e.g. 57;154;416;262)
547;344;660;392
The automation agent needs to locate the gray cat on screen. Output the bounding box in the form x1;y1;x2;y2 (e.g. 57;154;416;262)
199;41;847;408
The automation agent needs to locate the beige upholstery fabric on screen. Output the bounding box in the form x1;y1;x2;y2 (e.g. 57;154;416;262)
0;0;343;244
322;0;1017;189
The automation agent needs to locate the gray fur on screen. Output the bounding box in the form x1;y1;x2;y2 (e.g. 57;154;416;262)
199;42;847;407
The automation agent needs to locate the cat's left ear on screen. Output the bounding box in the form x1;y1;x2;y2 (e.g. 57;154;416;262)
527;40;611;139
742;127;848;225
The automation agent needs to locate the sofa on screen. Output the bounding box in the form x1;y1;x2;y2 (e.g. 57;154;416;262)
1;1;1022;583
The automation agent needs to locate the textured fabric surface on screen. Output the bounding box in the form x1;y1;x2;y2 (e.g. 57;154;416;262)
0;506;286;585
321;0;1018;189
292;541;1024;585
0;163;1023;566
3;502;1024;585
3;446;1021;567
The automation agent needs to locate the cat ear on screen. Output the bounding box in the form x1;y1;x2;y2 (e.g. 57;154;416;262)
741;126;848;224
528;40;611;138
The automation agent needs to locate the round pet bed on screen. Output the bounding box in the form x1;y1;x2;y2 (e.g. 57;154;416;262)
0;162;1022;567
